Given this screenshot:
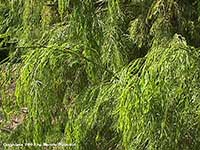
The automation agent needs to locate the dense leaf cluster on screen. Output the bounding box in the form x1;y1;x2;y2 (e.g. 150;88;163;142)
1;0;200;149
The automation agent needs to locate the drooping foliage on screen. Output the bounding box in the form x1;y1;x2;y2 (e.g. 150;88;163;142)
1;0;200;149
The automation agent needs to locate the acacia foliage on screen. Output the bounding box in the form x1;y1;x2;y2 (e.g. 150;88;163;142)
1;0;200;149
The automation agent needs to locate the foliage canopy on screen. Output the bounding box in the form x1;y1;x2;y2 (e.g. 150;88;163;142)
1;0;200;149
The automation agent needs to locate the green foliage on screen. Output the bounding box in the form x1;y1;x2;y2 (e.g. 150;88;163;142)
65;34;200;150
58;0;69;21
1;0;200;150
14;45;88;143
